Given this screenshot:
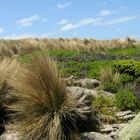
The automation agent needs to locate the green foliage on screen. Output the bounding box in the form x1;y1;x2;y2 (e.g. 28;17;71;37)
19;49;81;63
115;89;138;111
61;61;89;77
120;73;134;83
93;94;116;116
62;60;113;79
87;60;113;79
103;82;120;93
107;47;140;56
114;60;140;77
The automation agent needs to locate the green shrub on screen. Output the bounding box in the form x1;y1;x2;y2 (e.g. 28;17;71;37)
120;73;134;83
115;89;138;111
104;81;120;93
93;94;116;116
107;47;140;56
114;60;140;78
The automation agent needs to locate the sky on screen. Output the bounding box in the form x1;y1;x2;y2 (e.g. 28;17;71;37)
0;0;140;39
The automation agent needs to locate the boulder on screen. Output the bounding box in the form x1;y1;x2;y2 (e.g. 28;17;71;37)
66;86;100;133
63;77;101;89
66;86;98;98
80;78;101;89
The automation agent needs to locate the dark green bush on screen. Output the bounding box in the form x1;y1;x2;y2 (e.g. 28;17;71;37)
104;81;120;93
114;60;140;77
115;89;138;111
120;73;134;83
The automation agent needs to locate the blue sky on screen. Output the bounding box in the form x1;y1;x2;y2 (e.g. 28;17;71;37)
0;0;140;39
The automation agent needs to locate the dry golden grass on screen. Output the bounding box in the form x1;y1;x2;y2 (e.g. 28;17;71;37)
0;58;21;135
0;37;139;57
100;66;120;85
0;58;20;99
7;55;96;140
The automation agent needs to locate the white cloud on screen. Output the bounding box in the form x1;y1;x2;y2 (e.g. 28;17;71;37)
1;33;36;39
0;27;4;33
60;18;102;31
103;16;138;25
17;15;40;27
59;19;68;25
57;2;71;9
99;10;112;16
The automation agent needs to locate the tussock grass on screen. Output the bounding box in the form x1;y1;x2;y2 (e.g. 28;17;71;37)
100;66;120;93
100;66;120;84
0;58;20;134
7;55;96;140
0;37;139;57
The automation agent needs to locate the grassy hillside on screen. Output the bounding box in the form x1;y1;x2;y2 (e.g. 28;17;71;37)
0;38;140;139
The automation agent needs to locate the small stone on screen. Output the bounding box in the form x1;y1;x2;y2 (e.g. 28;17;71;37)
121;114;136;120
116;110;133;117
81;132;113;140
100;125;114;133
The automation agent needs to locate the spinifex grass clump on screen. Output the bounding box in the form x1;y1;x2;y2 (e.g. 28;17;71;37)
8;55;98;140
0;58;20;134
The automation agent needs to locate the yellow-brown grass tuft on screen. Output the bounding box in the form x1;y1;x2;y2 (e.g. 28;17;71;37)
8;55;87;140
0;58;20;134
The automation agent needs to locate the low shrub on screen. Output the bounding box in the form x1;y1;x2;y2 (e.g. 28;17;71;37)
114;60;140;78
103;82;120;93
115;88;138;111
120;73;134;83
93;94;116;116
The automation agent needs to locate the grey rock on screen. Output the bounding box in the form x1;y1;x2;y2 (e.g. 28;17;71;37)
100;125;114;133
81;78;101;89
66;86;98;98
66;86;100;133
81;132;113;140
63;77;101;89
99;90;115;97
112;123;127;130
120;114;136;120
116;110;133;117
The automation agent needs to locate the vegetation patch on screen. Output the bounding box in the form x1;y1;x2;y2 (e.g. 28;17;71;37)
115;88;139;111
107;47;140;57
114;59;140;78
